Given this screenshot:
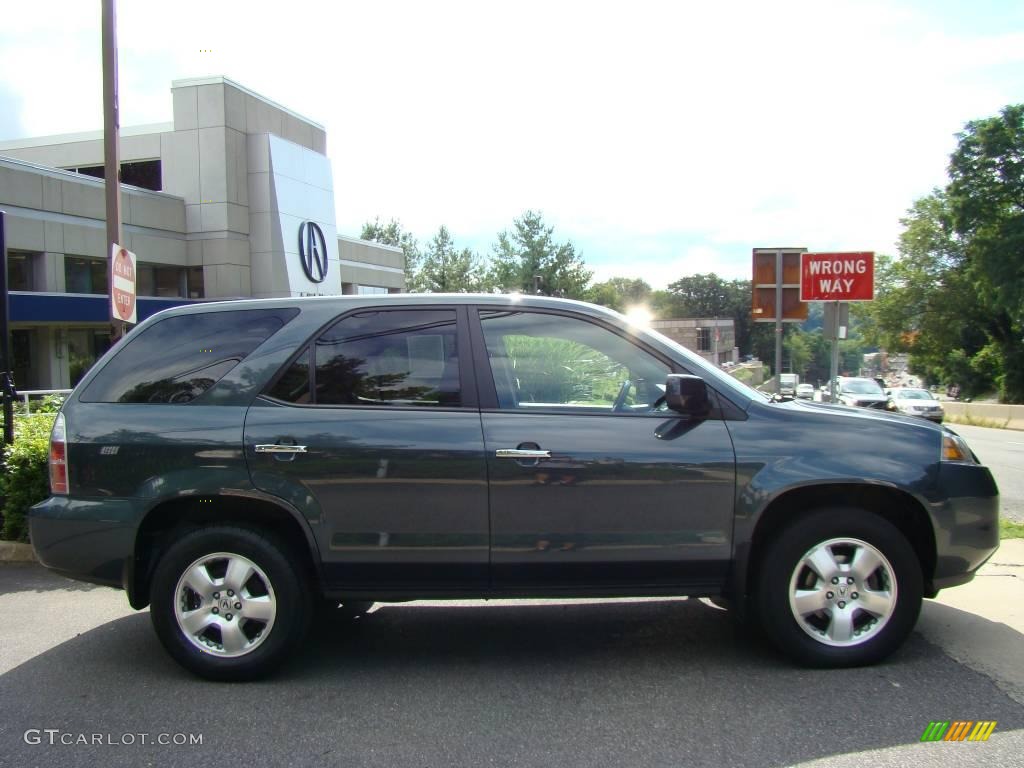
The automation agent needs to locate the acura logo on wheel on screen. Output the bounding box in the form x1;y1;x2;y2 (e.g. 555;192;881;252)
298;221;328;283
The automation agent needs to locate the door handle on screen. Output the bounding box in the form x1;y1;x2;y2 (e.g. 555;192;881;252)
254;444;308;454
495;448;551;459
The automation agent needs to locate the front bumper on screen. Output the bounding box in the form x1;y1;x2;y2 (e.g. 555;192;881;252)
29;495;140;590
928;462;1000;595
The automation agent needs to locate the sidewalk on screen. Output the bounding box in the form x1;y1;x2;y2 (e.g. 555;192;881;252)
917;538;1024;704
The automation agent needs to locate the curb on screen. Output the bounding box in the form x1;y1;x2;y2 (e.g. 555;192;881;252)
0;541;37;563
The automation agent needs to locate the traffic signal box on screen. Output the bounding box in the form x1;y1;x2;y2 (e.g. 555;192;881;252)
752;248;808;322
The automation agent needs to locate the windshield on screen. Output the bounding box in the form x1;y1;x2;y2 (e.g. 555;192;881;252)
896;389;933;400
839;379;884;395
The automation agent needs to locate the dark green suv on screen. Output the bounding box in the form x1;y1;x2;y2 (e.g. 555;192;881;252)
30;295;1000;680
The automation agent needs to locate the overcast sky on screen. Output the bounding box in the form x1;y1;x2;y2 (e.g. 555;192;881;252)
1;0;1022;287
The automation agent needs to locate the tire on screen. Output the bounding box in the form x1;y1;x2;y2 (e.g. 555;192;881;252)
149;526;311;681
755;507;923;668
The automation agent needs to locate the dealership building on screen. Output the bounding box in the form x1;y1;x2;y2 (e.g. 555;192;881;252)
0;76;404;391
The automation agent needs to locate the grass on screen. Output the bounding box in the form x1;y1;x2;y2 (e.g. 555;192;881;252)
1000;519;1024;539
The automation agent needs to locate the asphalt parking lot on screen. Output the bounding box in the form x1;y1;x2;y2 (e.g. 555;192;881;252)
1;562;1022;768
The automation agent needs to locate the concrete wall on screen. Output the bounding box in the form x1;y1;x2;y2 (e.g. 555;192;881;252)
651;317;736;366
0;157;186;265
338;236;404;290
944;402;1024;431
0;126;168;169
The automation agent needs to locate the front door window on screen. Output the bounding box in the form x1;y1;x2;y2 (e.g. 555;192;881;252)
478;310;669;413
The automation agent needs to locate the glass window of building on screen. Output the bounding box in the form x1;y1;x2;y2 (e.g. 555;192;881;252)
7;251;37;291
12;330;38;389
356;285;389;295
69;160;162;192
696;328;711;352
137;264;189;298
64;257;108;295
187;267;205;299
67;329;113;387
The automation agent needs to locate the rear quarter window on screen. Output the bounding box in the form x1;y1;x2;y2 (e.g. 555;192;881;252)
79;308;299;403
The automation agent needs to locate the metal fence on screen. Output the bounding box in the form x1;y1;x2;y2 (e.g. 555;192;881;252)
17;389;72;413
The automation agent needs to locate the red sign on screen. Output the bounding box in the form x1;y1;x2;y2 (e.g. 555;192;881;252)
800;252;874;302
111;245;137;324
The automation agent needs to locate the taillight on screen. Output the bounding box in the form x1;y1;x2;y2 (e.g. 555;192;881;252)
49;412;68;495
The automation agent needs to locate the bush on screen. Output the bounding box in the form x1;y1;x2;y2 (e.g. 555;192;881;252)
0;413;56;542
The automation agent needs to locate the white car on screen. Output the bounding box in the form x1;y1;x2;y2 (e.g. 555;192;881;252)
888;387;945;423
795;383;815;399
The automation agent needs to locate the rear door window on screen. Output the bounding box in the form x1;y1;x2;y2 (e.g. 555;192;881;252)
266;309;462;407
79;308;298;403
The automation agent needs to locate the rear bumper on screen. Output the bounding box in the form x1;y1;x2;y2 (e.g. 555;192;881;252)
29;495;139;590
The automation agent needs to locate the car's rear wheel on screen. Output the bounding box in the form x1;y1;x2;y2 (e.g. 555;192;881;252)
755;508;922;667
150;526;311;681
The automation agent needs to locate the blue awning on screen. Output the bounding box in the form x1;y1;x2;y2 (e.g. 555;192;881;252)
9;292;203;323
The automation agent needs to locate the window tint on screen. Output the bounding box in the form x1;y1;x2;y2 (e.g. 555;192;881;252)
479;311;669;412
80;308;298;403
267;347;311;404
314;310;460;407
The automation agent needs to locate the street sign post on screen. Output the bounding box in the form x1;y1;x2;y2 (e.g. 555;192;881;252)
110;244;137;325
753;248;807;392
800;252;875;401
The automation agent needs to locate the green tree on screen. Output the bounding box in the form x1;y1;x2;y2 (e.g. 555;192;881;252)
665;274;762;356
361;218;421;289
417;226;488;293
666;273;735;316
585;277;652;312
857;192;996;397
489;211;592;298
784;330;811;376
948;104;1024;401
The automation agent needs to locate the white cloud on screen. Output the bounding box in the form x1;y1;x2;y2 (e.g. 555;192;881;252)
1;0;1022;283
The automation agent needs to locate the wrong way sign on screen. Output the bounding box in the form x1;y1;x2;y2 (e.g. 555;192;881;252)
111;244;137;324
800;252;874;302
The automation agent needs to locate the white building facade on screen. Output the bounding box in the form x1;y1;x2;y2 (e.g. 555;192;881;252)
0;76;404;390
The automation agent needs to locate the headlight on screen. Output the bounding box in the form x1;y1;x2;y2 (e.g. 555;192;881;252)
942;433;976;463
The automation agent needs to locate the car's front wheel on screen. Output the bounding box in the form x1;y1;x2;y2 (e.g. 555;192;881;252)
755;508;923;667
149;526;311;681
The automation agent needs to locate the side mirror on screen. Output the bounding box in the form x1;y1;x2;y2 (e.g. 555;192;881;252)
664;374;710;417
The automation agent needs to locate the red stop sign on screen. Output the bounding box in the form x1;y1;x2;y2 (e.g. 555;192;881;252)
111;246;137;324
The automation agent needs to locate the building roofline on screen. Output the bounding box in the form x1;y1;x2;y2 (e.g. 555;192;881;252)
336;233;404;254
0;155;185;203
0;123;174;151
172;76;325;130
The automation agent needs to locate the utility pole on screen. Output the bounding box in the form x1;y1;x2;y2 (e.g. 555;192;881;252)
102;0;125;342
0;212;14;445
774;250;783;389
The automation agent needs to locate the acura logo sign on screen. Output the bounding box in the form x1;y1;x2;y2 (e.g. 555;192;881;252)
298;221;328;283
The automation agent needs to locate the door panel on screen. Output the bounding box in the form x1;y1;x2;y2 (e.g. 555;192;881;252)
246;402;488;590
245;306;488;592
474;308;736;590
484;412;735;589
